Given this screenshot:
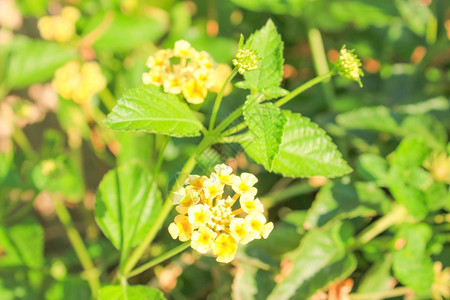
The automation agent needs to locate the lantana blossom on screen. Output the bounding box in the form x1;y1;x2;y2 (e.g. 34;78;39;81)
168;163;273;263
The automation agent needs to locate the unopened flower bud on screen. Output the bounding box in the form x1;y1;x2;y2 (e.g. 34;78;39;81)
335;45;364;87
232;49;258;74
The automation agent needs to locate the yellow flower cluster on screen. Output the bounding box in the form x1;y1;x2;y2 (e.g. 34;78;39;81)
37;6;80;42
335;45;364;87
53;60;106;104
168;164;273;263
232;49;258;74
142;40;217;105
424;151;450;184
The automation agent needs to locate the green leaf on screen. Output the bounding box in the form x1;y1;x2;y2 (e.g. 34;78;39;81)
0;217;44;268
243;110;352;178
243;96;286;170
357;154;389;184
389;136;430;168
424;182;449;211
268;222;356;300
99;285;166;300
235;20;284;97
389;179;428;220
304;181;389;228
95;162;162;260
85;13;168;53
357;255;394;295
32;155;84;202
336;106;400;134
45;277;91;300
105;85;203;137
3;36;77;89
401;114;447;151
392;223;434;293
232;262;274;300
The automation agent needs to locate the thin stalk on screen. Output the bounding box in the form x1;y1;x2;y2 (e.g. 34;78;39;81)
121;136;214;277
209;68;238;131
12;129;37;160
127;242;190;278
153;136;170;179
51;196;100;298
222;72;335;137
99;88;117;112
307;27;335;106
349;287;413;300
354;204;408;247
275;71;334;107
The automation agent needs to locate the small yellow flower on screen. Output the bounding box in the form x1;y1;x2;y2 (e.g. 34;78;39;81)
432;261;450;300
214;163;236;185
335;45;364;87
239;195;264;214
213;233;238;263
182;79;207;105
184;175;208;192
173;186;200;214
173;40;193;57
229;218;253;245
191;226;217;254
232;173;258;196
203;173;224;199
168;215;192;242
163;74;183;94
188;204;212;227
142;67;165;86
61;6;81;23
245;213;273;239
193;68;214;89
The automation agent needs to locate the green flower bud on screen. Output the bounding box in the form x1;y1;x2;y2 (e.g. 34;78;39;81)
232;49;259;74
335;45;364;87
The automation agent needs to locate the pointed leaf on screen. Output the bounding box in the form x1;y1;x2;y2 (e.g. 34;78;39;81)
95;162;162;260
243;110;351;178
243;96;286;170
105;85;203;137
336;106;400;134
236;20;284;96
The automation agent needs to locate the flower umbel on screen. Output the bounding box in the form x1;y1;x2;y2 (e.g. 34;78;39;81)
335;45;364;87
38;7;80;42
142;40;219;104
52;60;106;104
168;163;273;263
232;49;259;74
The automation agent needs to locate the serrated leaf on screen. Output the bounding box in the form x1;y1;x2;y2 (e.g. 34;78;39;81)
243;96;286;170
336;106;400;134
0;217;44;268
392;223;434;293
105;85;203;137
244;110;351;178
304;182;389;228
3;36;78;89
99;285;166;300
268;222;356;300
236;20;284;96
95;162;162;261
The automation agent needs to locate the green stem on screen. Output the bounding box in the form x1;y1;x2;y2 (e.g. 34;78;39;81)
121;136;214;277
307;27;335;106
12;129;37;160
51;195;100;298
153;136;170;178
275;71;334;107
208;67;238;131
99;88;117;112
349;287;413;300
354;204;408;247
127;242;190;278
